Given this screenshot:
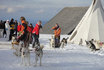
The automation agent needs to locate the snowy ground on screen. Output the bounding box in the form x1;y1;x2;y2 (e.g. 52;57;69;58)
0;34;104;70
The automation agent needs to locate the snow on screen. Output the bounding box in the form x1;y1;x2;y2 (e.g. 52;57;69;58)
0;34;104;70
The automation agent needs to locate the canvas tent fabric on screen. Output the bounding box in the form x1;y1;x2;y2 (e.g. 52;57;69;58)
68;0;104;45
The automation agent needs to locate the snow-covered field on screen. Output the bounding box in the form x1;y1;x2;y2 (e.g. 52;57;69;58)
0;34;104;70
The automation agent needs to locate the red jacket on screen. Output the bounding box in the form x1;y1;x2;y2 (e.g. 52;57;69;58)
17;25;21;32
27;26;34;33
32;24;40;35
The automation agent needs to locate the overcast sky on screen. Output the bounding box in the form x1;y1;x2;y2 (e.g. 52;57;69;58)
0;0;101;23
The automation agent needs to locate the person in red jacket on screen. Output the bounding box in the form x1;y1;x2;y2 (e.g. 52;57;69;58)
27;23;34;43
17;22;21;35
32;20;42;48
27;23;34;33
14;16;28;44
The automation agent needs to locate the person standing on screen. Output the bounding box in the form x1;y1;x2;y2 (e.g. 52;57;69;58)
27;23;34;33
9;18;15;41
0;20;3;28
14;20;18;36
0;20;4;37
29;23;34;31
17;22;21;36
32;20;42;48
52;23;61;48
16;16;28;43
27;23;34;44
5;20;10;40
2;21;6;38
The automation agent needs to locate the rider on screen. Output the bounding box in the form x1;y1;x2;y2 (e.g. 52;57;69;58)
52;23;61;48
32;20;42;48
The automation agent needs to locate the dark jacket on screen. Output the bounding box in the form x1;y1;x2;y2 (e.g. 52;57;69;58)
9;21;15;30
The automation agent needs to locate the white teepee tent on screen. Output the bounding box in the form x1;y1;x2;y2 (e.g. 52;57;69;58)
68;0;104;45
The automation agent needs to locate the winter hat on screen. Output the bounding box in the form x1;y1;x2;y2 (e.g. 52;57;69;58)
7;20;9;22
